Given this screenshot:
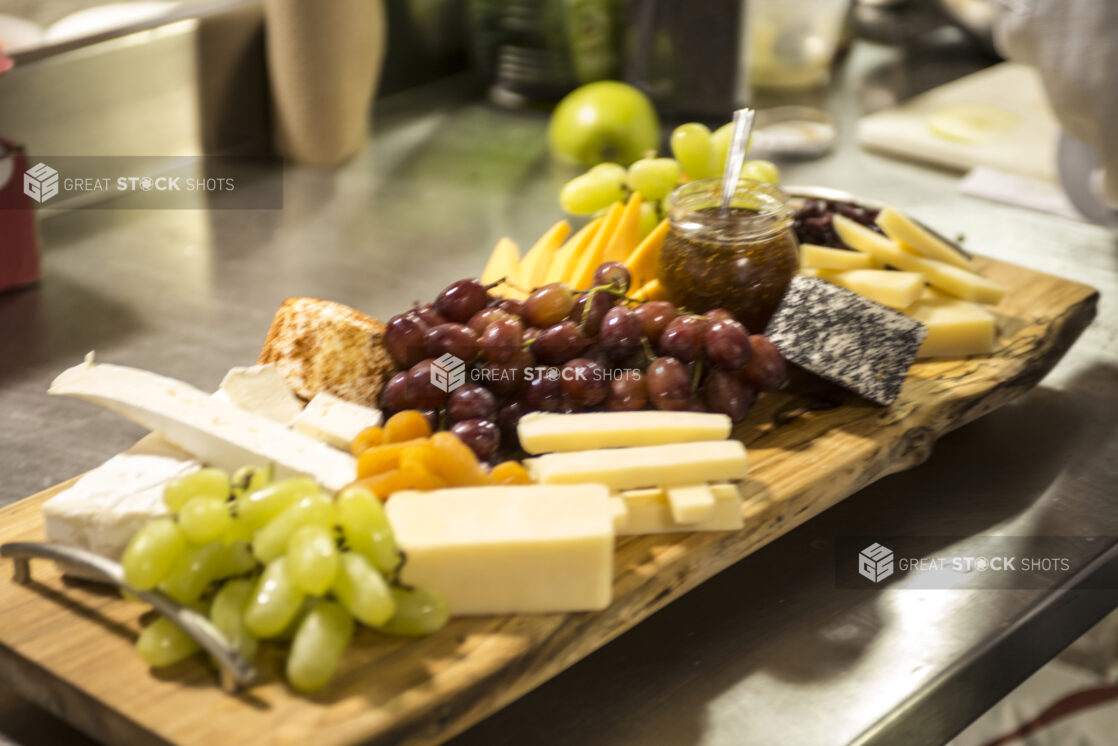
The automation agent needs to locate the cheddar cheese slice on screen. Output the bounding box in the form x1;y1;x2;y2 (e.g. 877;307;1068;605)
569;201;624;288
518;219;571;290
624;217;669;288
602;192;643;263
481;237;520;288
546;218;601;285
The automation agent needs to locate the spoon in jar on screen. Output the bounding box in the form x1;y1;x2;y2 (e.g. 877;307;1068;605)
719;107;756;216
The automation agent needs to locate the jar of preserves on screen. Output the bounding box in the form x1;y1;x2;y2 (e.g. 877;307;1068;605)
659;178;800;333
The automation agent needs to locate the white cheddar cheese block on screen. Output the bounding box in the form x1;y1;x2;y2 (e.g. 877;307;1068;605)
42;434;199;560
517;411;732;454
292;392;382;450
822;269;925;309
800;244;877;271
386;485;613;615
833;215;1004;305
527;440;748;491
219;364;305;423
49;358;357;492
665;484;716;524
612;483;743;535
876;206;972;270
906;290;997;357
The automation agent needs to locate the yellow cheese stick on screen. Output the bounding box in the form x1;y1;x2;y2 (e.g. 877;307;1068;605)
823;269;925;309
527;440;748;491
876;206;971;270
833;215;1005;305
612;483;743;535
800;243;878;270
518;410;731;454
907;289;996;357
666;484;716;523
568;201;624;288
518;219;571;290
602;193;643;263
546;218;601;285
624;217;669;288
481;237;520;287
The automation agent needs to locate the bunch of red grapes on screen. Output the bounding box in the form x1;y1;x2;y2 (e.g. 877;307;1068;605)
380;262;787;459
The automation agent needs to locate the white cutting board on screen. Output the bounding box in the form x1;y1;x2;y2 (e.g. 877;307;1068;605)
858;63;1060;183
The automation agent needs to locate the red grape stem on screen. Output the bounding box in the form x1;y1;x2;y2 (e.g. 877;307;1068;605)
691;358;704;394
483;277;509;291
496;278;530;295
641;337;656;363
577;286;605;335
574;282;651;308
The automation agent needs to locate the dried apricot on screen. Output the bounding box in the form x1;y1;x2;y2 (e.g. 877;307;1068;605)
399;442;438;473
350;425;385;456
383;410;433;443
356;438;428;479
489;461;533;485
428;431;487;486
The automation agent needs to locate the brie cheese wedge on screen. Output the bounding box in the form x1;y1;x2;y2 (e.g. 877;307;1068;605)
292;392;382;451
50;359;357;492
219;364;305;424
42;434;199;560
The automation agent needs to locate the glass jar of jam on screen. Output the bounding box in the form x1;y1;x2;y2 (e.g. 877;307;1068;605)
659;178;800;333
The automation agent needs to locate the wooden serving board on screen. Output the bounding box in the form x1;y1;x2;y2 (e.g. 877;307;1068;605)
0;256;1098;746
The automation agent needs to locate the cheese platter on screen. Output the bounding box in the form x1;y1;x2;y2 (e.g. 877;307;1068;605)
0;142;1100;746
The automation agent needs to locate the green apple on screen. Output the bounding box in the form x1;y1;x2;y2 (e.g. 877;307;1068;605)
547;81;661;167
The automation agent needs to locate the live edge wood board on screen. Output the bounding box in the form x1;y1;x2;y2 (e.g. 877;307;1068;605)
0;256;1098;746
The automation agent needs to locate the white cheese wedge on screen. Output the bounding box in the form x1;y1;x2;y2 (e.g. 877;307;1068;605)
517;411;732;454
907;289;997;357
800;244;878;271
219;364;304;423
822;269;926;309
49;359;356;492
919;257;1006;305
386;485;613;615
292;392;382;451
526;440;748;491
612;483;743;535
876;206;972;270
665;483;716;523
42;434;199;560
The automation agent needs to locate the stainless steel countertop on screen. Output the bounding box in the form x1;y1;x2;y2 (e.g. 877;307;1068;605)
2;35;1117;746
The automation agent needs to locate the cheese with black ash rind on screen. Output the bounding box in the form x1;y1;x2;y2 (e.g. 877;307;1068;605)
765;275;927;406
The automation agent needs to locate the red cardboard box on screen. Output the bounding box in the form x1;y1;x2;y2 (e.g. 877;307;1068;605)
0;138;41;293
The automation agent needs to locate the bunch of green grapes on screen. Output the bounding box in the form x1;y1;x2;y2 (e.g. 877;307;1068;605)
121;467;448;694
558;121;781;225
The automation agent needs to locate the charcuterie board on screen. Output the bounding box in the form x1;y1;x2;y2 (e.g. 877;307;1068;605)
0;254;1097;746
